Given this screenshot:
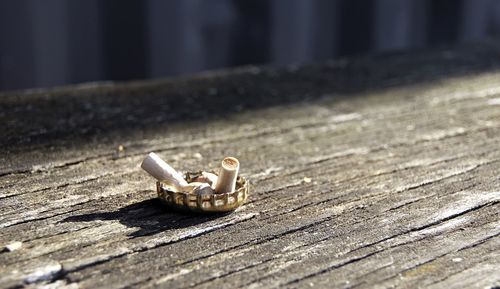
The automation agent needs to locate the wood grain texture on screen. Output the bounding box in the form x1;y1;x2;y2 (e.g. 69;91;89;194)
1;44;500;289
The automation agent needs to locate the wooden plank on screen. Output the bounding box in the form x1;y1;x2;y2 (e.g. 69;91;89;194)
1;45;500;288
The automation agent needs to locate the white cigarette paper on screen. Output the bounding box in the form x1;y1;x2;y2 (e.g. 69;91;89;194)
203;172;218;189
214;157;240;193
190;182;215;196
141;152;188;187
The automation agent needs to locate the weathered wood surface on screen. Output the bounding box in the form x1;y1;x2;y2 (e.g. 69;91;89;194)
1;45;500;289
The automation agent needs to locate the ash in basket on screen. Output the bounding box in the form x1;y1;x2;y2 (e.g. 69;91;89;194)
141;153;248;213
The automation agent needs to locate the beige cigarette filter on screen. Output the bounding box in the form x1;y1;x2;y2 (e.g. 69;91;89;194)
141;152;188;187
214;157;240;193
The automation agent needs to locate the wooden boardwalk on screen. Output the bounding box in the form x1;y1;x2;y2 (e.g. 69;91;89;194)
1;45;499;288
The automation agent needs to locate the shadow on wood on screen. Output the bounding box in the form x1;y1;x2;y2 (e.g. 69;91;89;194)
61;197;230;237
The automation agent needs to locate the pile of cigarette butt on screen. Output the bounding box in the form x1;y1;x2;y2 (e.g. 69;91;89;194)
141;152;240;196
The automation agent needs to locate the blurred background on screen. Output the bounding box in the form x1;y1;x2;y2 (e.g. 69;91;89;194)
1;0;500;92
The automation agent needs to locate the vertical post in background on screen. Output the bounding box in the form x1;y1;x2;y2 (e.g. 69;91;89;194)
374;0;429;52
68;0;103;84
147;0;204;77
410;0;429;48
271;0;339;65
101;0;147;81
427;0;462;46
0;1;36;91
374;0;428;51
271;0;316;65
374;0;413;51
31;0;69;88
313;0;339;61
489;1;500;37
200;0;235;70
460;0;491;42
337;0;374;56
230;0;270;66
271;0;338;64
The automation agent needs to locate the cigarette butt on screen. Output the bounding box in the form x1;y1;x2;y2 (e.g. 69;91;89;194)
141;152;188;187
214;157;240;193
